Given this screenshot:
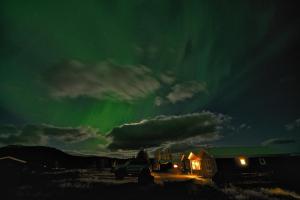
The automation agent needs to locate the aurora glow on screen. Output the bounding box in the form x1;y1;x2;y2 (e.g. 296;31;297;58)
0;0;299;154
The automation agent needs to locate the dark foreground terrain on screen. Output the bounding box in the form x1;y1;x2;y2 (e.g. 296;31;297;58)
1;169;300;200
1;145;299;199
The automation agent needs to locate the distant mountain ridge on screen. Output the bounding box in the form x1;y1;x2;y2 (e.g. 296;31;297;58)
0;145;117;169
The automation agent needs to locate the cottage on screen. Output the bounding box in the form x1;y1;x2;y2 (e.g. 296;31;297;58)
0;156;27;165
180;149;217;178
153;148;217;176
0;156;27;174
0;156;28;187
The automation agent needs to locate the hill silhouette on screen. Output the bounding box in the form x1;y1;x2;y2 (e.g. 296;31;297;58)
0;145;114;169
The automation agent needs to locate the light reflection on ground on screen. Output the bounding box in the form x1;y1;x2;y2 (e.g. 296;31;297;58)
152;172;211;185
50;169;210;186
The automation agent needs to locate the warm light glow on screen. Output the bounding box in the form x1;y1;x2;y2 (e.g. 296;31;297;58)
188;152;194;160
240;158;247;166
191;160;201;170
173;164;178;168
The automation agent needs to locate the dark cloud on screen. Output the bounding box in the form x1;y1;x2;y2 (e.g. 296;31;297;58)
42;125;101;143
0;124;19;137
43;60;161;101
261;138;297;146
0;124;47;146
0;124;107;146
107;111;232;150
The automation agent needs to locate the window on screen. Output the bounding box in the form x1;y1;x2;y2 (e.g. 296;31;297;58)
191;160;201;170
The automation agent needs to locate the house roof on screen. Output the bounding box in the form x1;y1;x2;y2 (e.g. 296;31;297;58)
188;152;200;160
0;156;27;163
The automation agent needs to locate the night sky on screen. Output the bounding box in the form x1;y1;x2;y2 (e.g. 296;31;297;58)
0;0;299;155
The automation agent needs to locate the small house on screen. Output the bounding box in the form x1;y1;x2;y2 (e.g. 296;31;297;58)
154;148;217;176
180;149;217;178
0;156;28;186
0;156;27;174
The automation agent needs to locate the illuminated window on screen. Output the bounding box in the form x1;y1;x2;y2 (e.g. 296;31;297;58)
239;158;247;166
191;160;201;170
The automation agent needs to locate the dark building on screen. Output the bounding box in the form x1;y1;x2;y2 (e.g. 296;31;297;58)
0;156;27;172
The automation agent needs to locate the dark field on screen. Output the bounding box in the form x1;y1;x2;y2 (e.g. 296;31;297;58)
1;169;300;200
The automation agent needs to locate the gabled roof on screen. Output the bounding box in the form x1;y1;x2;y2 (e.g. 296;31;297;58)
0;156;27;163
188;152;200;160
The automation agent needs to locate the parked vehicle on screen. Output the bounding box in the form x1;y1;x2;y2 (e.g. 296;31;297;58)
115;159;151;179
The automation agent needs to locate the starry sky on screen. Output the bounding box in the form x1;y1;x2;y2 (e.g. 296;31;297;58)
0;0;299;155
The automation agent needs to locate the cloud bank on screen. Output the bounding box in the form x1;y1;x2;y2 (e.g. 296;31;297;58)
0;124;107;147
107;111;232;150
44;60;160;102
44;60;208;106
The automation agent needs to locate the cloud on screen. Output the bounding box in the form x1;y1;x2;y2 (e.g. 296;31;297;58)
107;111;232;150
0;124;19;138
285;118;300;131
162;133;222;153
238;123;251;130
159;72;175;85
44;60;207;106
155;80;207;106
166;81;207;104
154;96;166;106
0;124;108;147
42;125;101;143
43;60;160;101
0;124;47;146
261;138;296;146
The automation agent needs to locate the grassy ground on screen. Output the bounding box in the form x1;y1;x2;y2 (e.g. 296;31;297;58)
1;169;299;200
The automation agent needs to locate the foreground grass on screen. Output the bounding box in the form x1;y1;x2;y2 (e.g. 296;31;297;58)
1;169;299;200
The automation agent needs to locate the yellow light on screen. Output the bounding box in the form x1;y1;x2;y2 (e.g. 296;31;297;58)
240;158;247;166
188;152;194;160
191;160;201;170
173;164;178;168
